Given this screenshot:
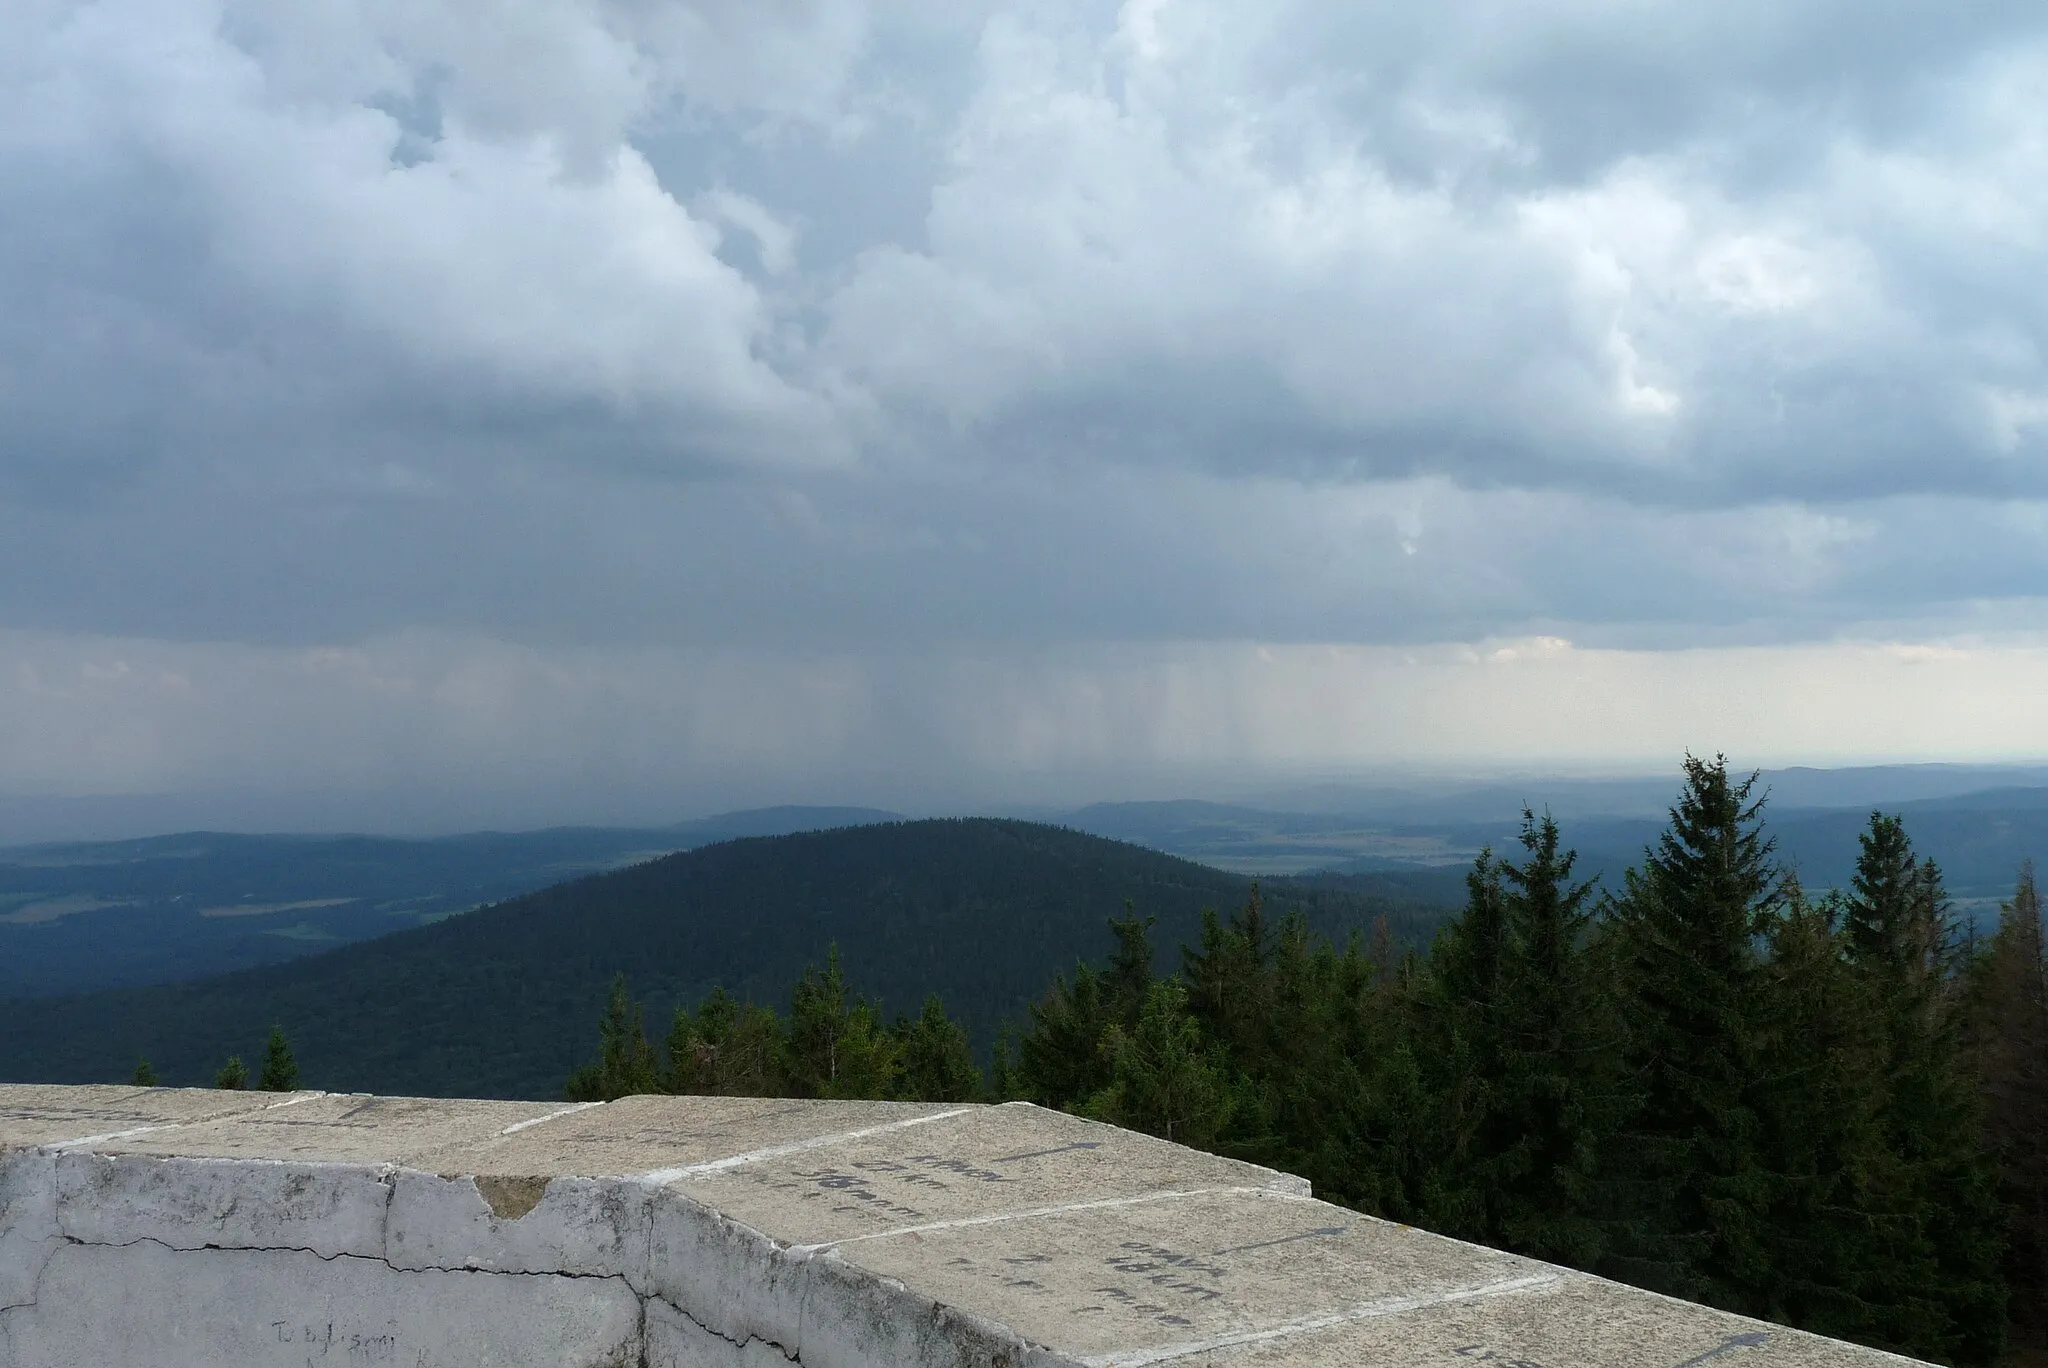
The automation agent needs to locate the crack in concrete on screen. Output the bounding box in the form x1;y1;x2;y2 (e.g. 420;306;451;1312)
23;1188;812;1368
0;1233;62;1317
646;1287;803;1366
50;1230;641;1282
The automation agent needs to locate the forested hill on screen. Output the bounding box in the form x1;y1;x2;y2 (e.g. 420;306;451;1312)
0;805;901;998
0;818;1452;1099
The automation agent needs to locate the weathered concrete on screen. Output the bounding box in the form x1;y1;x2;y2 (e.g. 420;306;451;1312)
0;1085;1923;1368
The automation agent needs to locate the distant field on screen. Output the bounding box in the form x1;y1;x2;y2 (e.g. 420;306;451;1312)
0;894;139;926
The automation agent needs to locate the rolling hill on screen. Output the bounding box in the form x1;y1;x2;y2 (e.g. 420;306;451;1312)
0;806;898;997
0;819;1454;1100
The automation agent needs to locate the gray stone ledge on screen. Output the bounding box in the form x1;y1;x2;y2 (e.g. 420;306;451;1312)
0;1085;1925;1368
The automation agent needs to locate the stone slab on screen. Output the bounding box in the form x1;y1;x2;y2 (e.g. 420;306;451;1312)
667;1102;1307;1249
814;1186;1543;1363
0;1084;314;1151
0;1239;644;1368
0;1087;1930;1368
54;1150;393;1260
1152;1270;1918;1368
413;1092;961;1178
80;1090;575;1166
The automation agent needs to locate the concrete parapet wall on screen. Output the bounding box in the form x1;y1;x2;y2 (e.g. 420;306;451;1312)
0;1085;1918;1368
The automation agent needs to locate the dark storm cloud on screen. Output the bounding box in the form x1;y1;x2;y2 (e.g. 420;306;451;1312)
3;0;2048;814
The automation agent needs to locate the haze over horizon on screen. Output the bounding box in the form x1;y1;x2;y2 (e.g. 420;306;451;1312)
8;0;2048;833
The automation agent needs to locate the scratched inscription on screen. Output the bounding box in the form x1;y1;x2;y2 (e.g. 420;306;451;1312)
269;1321;400;1365
774;1167;932;1224
904;1152;1012;1183
729;1146;1035;1231
1080;1238;1230;1326
849;1158;952;1189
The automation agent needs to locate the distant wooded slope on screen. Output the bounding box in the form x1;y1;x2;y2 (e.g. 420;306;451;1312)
0;819;1453;1099
0;806;899;997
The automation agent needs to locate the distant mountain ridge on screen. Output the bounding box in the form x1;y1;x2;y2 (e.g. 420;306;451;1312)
0;818;1453;1100
11;773;2047;1002
0;806;901;998
1318;787;2048;933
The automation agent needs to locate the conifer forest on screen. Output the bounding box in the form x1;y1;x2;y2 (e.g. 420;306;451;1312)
555;757;2048;1367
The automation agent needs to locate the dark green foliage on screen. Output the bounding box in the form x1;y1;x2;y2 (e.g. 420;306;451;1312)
566;962;985;1107
985;1030;1024;1102
895;996;982;1102
1103;904;1158;1022
0;820;1443;1097
0;823;861;1000
1473;812;1611;1269
213;1055;247;1090
1180;887;1454;1224
1600;756;1778;1310
258;1026;300;1093
1836;820;2006;1363
1976;863;2048;1358
36;769;2048;1363
1088;979;1229;1147
130;1058;156;1086
1015;964;1115;1109
515;761;2032;1363
564;975;660;1102
664;987;787;1097
1748;881;1895;1346
785;947;897;1099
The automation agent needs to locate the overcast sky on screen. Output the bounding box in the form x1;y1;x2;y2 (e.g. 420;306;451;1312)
5;0;2048;833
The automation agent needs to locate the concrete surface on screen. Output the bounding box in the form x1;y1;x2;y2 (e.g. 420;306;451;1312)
0;1085;1924;1368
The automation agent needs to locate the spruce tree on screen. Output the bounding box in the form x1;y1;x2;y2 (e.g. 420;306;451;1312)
663;986;791;1097
1750;881;1895;1350
1016;962;1113;1109
664;987;741;1094
1185;890;1272;1058
986;1031;1025;1102
895;995;983;1102
257;1026;300;1092
1977;862;2047;1357
713;1003;790;1097
131;1058;157;1087
564;974;660;1102
1485;811;1609;1269
786;947;897;1099
1601;755;1778;1312
1089;979;1229;1147
1414;849;1509;1241
1839;818;2006;1364
1432;851;1509;1060
1304;932;1448;1226
1103;903;1158;1026
214;1056;248;1090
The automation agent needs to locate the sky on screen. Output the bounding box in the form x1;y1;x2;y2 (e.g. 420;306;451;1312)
4;0;2048;834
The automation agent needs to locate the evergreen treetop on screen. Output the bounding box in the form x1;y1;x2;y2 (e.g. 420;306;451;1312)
258;1026;300;1092
1603;755;1780;1311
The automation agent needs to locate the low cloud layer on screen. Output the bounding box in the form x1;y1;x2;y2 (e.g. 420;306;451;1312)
4;1;2046;823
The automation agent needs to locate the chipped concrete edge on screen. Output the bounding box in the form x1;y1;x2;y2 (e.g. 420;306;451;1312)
0;1142;1088;1368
